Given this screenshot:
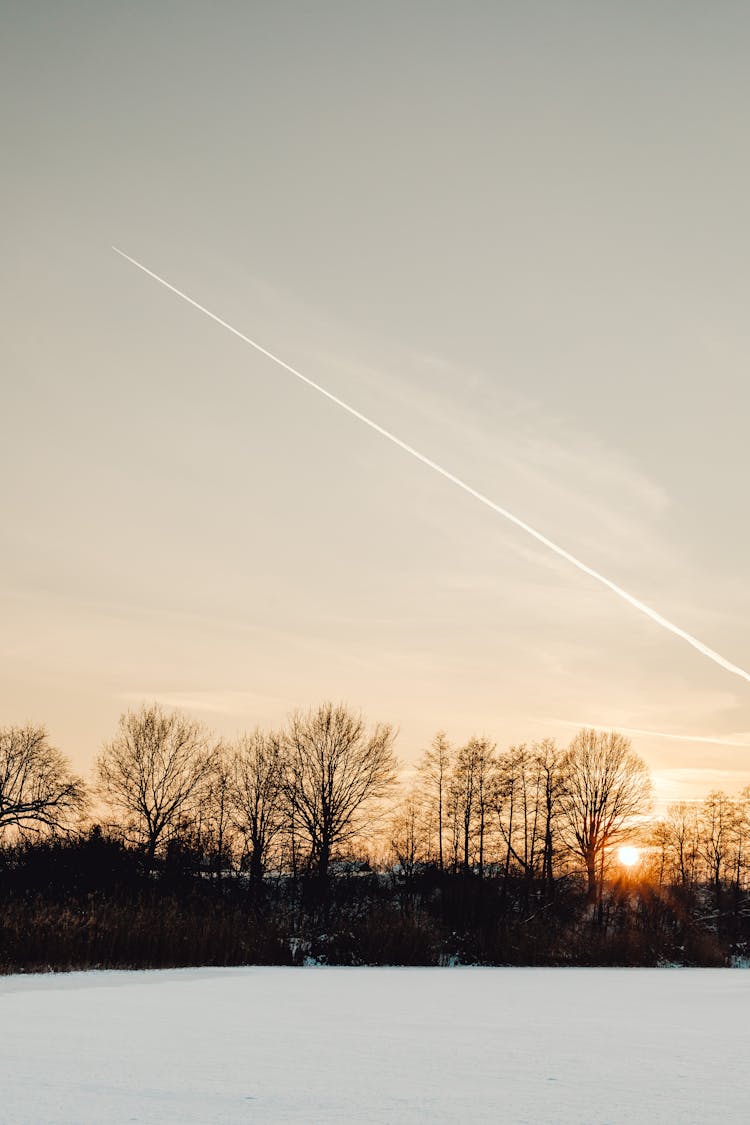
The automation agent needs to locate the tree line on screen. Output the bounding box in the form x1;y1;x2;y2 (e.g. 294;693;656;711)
1;701;749;970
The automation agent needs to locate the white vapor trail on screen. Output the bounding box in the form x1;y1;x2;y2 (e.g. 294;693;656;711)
112;246;750;687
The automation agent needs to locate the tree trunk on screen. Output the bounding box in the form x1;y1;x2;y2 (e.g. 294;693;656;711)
478;807;484;879
249;845;263;883
542;816;554;899
586;851;598;904
438;789;444;873
318;839;331;880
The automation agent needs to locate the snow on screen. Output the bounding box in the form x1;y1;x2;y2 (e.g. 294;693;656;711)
1;967;746;1123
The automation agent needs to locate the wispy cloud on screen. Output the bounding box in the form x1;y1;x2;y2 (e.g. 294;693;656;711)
652;767;750;805
317;344;672;553
116;690;290;718
547;717;750;748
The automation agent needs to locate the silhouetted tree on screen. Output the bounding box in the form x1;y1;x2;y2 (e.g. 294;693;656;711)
445;765;462;874
389;789;431;877
282;702;398;879
418;732;452;871
447;737;495;874
451;739;478;873
651;801;700;888
536;739;562;895
492;741;562;895
559;729;651;904
470;737;495;876
231;729;286;881
201;747;236;882
494;744;542;887
95;704;216;862
698;790;736;899
732;787;750;891
0;724;86;836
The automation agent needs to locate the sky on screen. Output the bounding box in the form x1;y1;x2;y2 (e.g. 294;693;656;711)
2;2;750;805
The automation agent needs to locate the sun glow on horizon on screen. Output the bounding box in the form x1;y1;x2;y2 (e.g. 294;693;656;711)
618;846;641;868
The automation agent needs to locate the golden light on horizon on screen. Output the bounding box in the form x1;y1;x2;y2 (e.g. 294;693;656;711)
618;846;640;868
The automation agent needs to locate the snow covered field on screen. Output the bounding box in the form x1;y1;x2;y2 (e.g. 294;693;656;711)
1;966;746;1123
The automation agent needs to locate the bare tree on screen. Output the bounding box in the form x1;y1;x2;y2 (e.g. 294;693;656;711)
451;739;478;873
442;737;496;876
493;745;520;889
0;724;86;836
444;769;462;874
732;787;750;891
418;732;452;871
536;738;562;895
651;801;700;888
471;737;495;876
491;741;562;896
559;728;652;903
494;743;542;885
282;701;398;879
200;747;236;882
95;704;216;861
230;729;286;881
389;789;431;877
698;790;736;898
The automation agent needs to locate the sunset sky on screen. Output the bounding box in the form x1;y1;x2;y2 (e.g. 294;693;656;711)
3;3;749;805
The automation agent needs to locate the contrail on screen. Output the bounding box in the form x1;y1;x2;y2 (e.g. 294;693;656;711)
112;246;750;687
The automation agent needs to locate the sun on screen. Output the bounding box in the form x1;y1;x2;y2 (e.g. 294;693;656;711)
618;845;640;868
